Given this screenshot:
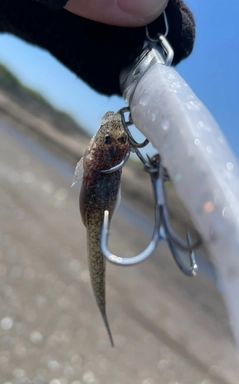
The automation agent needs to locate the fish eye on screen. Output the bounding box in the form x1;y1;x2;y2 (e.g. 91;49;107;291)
118;135;127;144
104;134;113;145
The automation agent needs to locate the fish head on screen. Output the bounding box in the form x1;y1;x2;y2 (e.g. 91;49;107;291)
84;112;130;173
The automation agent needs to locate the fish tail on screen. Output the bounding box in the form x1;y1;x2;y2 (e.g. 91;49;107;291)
101;311;114;347
87;223;114;347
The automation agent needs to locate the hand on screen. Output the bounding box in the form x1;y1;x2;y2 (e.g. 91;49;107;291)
64;0;168;26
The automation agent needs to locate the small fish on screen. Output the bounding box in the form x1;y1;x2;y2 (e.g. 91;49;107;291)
74;111;130;346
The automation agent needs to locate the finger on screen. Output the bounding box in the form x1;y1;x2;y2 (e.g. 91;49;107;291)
64;0;168;27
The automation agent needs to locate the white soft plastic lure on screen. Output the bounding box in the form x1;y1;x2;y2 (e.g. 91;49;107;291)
122;61;239;347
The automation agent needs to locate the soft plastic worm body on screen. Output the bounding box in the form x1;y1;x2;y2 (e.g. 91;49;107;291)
121;55;239;347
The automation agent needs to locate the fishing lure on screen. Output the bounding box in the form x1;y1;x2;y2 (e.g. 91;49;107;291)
73;111;130;346
118;10;239;348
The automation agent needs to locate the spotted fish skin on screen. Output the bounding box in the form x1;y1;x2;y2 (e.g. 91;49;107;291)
80;112;130;346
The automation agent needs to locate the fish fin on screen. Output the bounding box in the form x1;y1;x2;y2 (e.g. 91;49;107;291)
71;157;84;187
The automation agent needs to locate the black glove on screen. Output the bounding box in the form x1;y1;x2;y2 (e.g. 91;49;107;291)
0;0;195;96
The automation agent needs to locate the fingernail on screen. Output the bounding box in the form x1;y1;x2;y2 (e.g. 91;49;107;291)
117;0;168;20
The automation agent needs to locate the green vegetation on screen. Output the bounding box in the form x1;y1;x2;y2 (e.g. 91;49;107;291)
0;63;50;106
0;63;87;135
0;63;22;88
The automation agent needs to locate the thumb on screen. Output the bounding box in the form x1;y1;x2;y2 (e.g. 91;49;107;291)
64;0;168;27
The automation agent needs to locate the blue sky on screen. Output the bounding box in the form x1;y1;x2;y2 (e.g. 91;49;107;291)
0;0;238;155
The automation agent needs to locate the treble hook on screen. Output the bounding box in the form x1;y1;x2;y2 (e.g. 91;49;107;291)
119;107;149;149
101;154;200;277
